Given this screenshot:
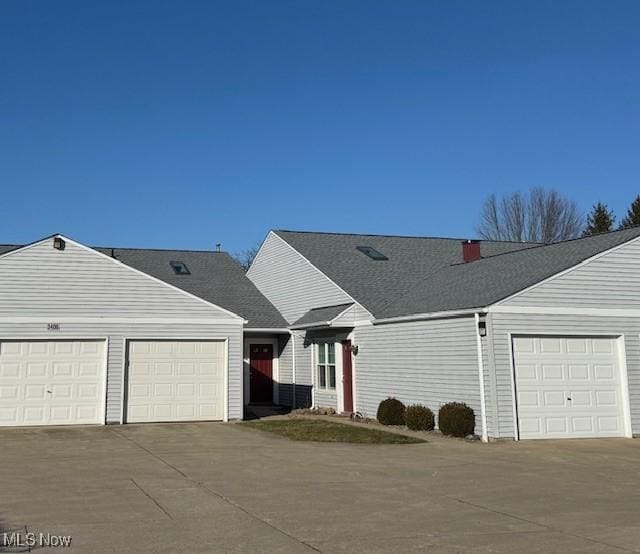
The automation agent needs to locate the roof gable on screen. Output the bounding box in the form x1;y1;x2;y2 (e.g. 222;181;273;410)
0;237;286;328
0;235;243;320
247;231;360;323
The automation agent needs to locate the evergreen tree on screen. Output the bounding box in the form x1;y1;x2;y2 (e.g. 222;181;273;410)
583;202;615;236
619;195;640;229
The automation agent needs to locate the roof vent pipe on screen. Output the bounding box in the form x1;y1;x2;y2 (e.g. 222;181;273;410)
462;240;481;263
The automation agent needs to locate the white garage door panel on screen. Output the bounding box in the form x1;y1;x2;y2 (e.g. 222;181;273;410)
126;340;225;423
513;336;625;439
0;340;105;426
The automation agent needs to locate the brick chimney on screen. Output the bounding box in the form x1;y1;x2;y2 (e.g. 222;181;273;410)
462;240;481;263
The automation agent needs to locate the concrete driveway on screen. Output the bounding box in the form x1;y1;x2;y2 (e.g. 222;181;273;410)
0;422;638;553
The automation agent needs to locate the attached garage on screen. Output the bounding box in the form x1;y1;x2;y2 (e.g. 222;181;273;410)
125;340;226;423
0;340;106;426
0;235;249;428
513;336;629;439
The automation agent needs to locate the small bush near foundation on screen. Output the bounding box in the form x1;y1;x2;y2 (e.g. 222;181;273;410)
438;403;475;437
405;405;435;431
376;398;406;426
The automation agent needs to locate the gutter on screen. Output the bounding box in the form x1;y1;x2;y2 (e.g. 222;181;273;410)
291;331;297;409
288;321;331;331
289;304;357;331
373;308;487;325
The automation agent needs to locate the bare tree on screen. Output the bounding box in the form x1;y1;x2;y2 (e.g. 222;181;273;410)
477;188;583;243
233;243;261;272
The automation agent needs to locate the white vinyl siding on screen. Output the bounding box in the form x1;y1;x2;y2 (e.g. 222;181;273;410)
277;335;294;406
271;333;314;409
488;312;640;438
247;232;355;324
293;334;314;408
482;317;498;438
0;239;236;319
353;316;483;434
314;384;338;409
331;304;373;327
501;236;640;309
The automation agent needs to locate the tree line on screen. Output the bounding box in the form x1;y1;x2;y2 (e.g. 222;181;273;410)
477;188;640;243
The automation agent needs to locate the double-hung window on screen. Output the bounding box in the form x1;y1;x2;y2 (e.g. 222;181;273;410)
316;343;336;390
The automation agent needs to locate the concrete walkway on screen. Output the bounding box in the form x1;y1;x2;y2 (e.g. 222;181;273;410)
0;422;638;553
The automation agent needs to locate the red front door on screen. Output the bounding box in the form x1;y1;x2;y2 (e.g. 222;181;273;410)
342;340;354;413
250;344;273;403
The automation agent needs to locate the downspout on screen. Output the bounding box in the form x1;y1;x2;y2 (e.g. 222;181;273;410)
290;331;297;409
474;312;489;442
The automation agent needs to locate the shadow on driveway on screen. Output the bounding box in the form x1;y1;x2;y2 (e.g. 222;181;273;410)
243;404;291;421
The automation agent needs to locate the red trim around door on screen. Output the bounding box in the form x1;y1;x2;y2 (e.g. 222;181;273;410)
342;340;354;413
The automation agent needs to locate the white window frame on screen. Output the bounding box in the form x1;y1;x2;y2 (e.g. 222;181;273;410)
315;343;336;391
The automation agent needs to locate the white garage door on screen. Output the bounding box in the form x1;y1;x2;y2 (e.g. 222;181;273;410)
513;336;626;439
126;340;225;423
0;340;105;426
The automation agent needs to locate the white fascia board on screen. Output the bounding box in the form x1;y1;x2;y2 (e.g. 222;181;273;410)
373;308;485;325
0;235;57;260
495;234;640;306
289;304;365;331
62;235;246;322
0;316;245;325
289;321;331;331
488;305;640;318
245;230;275;278
326;303;357;324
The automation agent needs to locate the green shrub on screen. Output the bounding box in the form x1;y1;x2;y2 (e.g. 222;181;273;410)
405;404;435;431
376;398;406;426
438;402;475;437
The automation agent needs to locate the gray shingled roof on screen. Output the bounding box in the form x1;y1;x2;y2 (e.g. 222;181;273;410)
0;242;287;329
291;303;353;329
274;230;539;317
380;226;640;318
275;227;640;320
0;245;20;255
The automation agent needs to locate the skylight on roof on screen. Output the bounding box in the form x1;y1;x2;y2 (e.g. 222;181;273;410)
356;246;388;260
170;261;191;275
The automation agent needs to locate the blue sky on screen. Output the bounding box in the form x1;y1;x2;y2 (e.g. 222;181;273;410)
1;1;639;254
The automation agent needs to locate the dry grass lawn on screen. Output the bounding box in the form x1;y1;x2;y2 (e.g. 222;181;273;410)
242;418;426;444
